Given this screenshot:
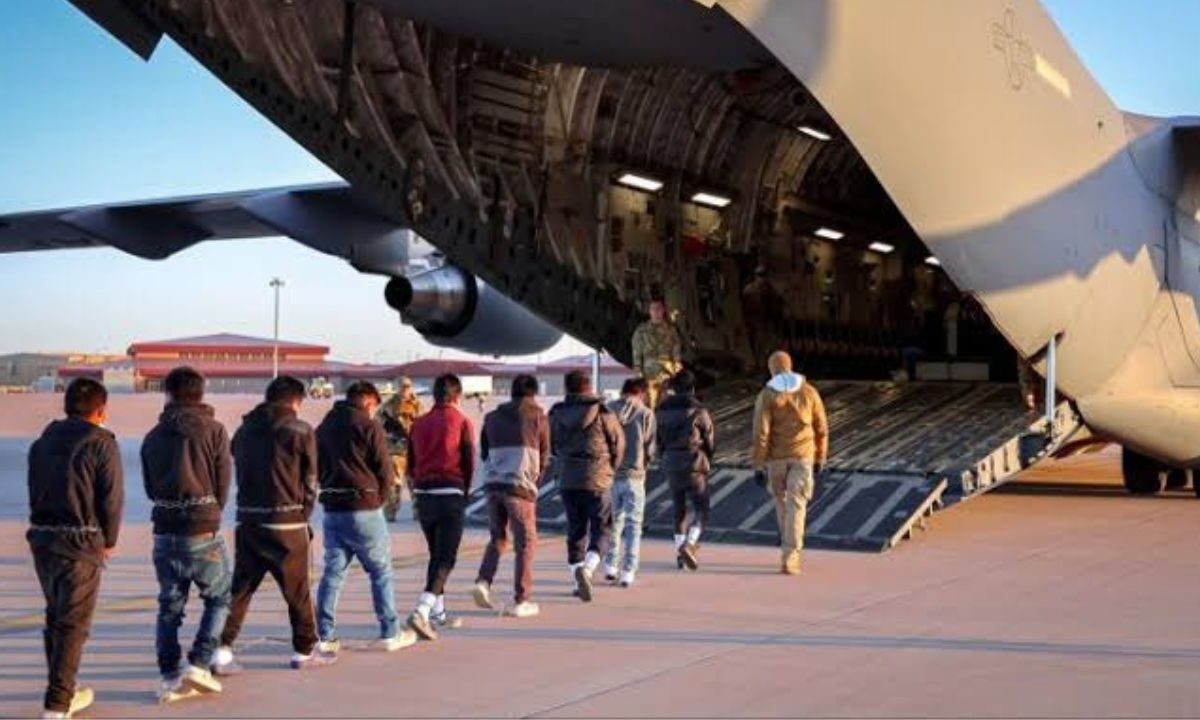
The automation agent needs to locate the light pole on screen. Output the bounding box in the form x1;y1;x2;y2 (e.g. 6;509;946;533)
591;348;601;394
270;277;285;379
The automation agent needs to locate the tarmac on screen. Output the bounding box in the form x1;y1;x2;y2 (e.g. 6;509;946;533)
2;397;1200;717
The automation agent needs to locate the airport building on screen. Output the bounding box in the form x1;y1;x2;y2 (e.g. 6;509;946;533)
48;334;632;397
56;333;402;394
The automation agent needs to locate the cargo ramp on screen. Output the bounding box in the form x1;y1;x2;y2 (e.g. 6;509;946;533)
467;380;1078;552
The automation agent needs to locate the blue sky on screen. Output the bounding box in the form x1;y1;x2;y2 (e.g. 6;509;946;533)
0;1;1197;360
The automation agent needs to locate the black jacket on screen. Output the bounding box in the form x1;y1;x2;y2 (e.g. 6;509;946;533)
232;402;317;525
656;393;716;477
27;417;124;564
548;394;624;492
316;401;392;512
141;403;232;536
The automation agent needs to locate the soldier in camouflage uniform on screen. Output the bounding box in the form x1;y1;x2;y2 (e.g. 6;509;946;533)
631;297;683;408
378;377;423;522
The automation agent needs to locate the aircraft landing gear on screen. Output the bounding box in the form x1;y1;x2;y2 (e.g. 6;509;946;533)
1121;448;1165;495
1166;468;1191;491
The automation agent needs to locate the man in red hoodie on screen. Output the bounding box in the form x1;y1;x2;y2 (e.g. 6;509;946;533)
405;374;475;640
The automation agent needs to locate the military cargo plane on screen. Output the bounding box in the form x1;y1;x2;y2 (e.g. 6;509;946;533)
2;1;1197;542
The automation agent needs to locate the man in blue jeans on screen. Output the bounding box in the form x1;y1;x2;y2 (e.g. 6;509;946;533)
140;367;232;700
315;382;417;655
604;378;656;588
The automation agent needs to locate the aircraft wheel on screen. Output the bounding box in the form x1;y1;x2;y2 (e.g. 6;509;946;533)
1166;468;1190;490
1121;448;1164;495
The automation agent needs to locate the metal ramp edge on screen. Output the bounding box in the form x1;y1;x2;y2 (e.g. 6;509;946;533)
465;465;951;553
464;384;1082;553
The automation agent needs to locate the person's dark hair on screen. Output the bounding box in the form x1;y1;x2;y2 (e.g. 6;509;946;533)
433;373;462;403
510;374;539;398
671;369;696;395
345;381;381;406
164;366;205;404
564;370;591;395
621;377;649;397
64;377;108;418
265;375;306;405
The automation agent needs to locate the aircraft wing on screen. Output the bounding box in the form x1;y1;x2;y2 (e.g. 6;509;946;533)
0;181;402;260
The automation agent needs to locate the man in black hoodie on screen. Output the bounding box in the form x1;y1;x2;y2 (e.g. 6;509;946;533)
140;367;231;699
27;377;124;719
314;382;416;655
655;370;715;571
548;370;624;603
214;376;325;673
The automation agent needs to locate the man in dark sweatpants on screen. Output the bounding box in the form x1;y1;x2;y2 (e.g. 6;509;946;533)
656;370;715;571
140;367;231;699
27;377;124;719
214;376;325;673
472;374;549;618
406;373;475;640
548;370;624;603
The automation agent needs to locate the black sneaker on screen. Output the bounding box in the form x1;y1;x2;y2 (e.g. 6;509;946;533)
574;565;593;603
406;611;438;641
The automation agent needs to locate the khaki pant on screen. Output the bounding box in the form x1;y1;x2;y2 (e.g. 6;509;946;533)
766;459;814;572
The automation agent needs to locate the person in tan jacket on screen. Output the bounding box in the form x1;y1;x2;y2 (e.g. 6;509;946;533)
750;351;828;575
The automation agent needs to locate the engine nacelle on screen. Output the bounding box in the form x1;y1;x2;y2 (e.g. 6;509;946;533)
385;266;563;356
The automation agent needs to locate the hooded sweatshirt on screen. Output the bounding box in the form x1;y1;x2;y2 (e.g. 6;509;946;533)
232;402;318;525
548;394;625;492
27;417;124;564
316;400;393;512
655;393;715;476
408;402;476;493
751;372;829;467
608;396;656;481
141;402;232;536
480;397;550;500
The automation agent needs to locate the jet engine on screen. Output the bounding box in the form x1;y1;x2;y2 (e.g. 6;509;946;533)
384;265;563;356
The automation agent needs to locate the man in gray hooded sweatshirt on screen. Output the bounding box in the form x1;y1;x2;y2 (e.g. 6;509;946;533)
473;374;549;618
603;378;655;587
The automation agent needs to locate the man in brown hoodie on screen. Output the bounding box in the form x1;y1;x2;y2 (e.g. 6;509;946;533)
750;351;828;575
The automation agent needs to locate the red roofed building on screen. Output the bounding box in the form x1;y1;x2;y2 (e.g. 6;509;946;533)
59;333;406;395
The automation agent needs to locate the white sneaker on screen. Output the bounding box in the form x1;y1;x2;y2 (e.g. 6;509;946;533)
573;564;593;603
41;686;94;718
603;565;619;583
378;628;419;652
472;581;494;610
431;610;464;629
619;570;636;588
290;650;336;670
504;600;540;618
211;646;242;676
317;639;341;656
156;674;187;704
180;663;222;693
